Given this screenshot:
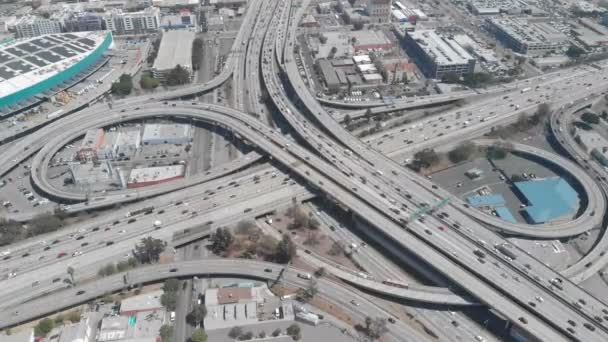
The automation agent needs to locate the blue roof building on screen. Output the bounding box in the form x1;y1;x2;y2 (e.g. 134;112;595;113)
513;178;579;224
495;206;517;223
466;194;506;207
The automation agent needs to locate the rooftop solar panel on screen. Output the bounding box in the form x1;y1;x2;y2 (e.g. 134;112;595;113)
17;43;38;54
0;67;16;79
7;60;34;73
65;44;86;54
51;46;76;58
5;48;25;57
37;51;63;63
0;52;11;64
24;56;47;67
78;38;96;47
45;36;63;44
31;38;54;49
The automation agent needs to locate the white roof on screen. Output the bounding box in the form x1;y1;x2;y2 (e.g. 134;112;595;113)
152;30;195;72
128;165;185;184
352;55;371;64
409;30;474;66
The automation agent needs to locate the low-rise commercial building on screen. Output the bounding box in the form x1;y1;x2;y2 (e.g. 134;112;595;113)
575;129;608;166
485;17;569;55
142;123;192;145
160;9;198;31
403;30;475;79
69;161;123;188
468;0;532;15
204;286;268;330
120;290;164;315
514;178;579;224
152;30;195;81
127;165;185;188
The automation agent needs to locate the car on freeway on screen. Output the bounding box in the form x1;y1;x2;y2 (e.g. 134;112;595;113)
57;252;66;258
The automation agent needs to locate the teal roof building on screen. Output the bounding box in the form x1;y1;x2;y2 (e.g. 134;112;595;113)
514;178;579;224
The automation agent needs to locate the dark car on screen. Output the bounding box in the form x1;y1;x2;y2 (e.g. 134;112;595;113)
264;268;272;273
169;268;178;272
76;290;85;295
106;241;114;246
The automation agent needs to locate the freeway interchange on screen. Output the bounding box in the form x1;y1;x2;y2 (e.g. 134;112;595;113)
2;0;608;341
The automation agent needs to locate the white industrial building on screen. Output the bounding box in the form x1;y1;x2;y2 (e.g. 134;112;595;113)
485;18;569;55
142;123;192;145
403;30;476;79
152;30;195;81
127;165;185;188
468;0;532;15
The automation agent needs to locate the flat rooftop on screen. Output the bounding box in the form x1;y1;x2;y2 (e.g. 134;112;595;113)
128;165;185;184
408;30;474;66
487;17;568;45
514;178;579;224
0;31;108;100
152;30;195;72
120;290;163;313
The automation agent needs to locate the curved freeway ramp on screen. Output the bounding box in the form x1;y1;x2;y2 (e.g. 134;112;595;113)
453;139;606;238
548;100;608;283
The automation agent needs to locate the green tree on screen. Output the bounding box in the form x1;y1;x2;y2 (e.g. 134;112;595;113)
228;326;243;339
319;35;328;44
166;64;191;86
275;234;297;263
344;114;352;126
486;144;508;160
272;328;281;337
353;21;364;30
116;260;130;272
111;74;133;95
238;331;254;340
210;227;233;254
364;317;388;339
159;325;173;342
132;237;166;264
581;112;600;125
34;318;54;337
286;323;301;339
162;278;180;292
186;304;207;326
447;142;476;164
191;328;207;342
140;73;160;89
566;45;585;58
160;291;177;311
413;149;440;169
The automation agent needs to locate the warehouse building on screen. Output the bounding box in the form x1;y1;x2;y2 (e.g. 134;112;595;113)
317;58;340;92
0;31;112;112
152;30;195;81
485;18;569;55
350;30;394;53
402;30;476;79
142;123;192;145
468;0;532;15
127;165;185;188
69;161;122;189
514;178;579;224
78;128;141;161
98;310;164;342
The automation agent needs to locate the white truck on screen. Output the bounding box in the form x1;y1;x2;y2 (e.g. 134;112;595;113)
153;220;162;228
297;273;312;280
521;87;532;93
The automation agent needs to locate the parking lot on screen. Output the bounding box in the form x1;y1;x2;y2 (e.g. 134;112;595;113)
431;152;579;224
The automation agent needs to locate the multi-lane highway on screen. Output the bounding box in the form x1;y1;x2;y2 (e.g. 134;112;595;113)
2;0;608;340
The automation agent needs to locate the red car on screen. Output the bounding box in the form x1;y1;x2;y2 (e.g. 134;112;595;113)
57;252;66;258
